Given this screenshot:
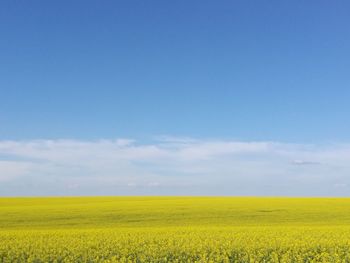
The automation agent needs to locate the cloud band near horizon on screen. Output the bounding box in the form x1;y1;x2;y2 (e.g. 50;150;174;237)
0;137;349;196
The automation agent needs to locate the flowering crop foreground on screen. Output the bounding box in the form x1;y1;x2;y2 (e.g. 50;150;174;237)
1;197;350;262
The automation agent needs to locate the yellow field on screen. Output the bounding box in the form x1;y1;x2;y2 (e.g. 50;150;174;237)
1;197;350;262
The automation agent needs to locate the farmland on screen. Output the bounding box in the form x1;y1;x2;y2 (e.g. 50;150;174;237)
1;197;350;262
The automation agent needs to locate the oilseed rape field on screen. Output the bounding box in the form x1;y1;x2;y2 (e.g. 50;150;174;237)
1;197;350;262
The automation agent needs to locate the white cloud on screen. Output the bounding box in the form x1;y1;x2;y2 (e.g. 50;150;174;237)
0;138;349;196
0;161;34;182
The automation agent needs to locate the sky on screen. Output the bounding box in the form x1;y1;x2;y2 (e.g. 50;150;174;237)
1;1;350;196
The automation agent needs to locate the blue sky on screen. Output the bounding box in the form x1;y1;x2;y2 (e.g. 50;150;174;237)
1;1;350;195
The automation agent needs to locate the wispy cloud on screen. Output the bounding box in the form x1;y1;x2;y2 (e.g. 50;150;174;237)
291;160;321;166
0;138;349;196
